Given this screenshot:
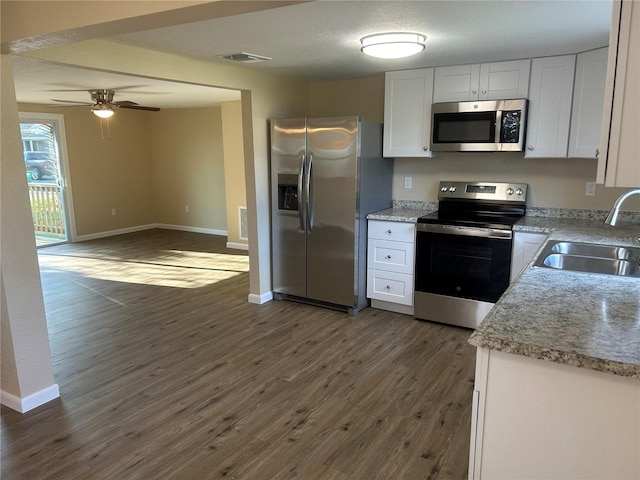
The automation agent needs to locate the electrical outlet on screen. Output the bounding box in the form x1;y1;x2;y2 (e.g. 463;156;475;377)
111;208;117;216
185;205;190;213
404;176;412;189
585;182;596;196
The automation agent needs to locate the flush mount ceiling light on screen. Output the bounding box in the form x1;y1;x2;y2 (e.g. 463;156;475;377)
360;32;426;59
92;105;114;119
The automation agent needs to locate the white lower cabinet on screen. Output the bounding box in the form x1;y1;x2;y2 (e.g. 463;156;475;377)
367;220;415;315
469;348;640;479
367;269;413;305
510;232;547;282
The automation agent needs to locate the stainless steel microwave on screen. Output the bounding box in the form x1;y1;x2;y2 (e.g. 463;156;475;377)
430;99;528;152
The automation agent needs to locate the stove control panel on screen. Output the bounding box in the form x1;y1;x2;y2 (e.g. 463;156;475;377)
437;181;528;203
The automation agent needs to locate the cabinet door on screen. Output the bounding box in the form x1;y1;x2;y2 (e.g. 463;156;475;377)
383;69;434;157
597;0;640;187
367;239;415;274
433;64;481;102
434;60;530;102
510;232;547;282
525;55;576;158
368;220;415;242
479;60;530;100
366;269;414;306
569;48;608;158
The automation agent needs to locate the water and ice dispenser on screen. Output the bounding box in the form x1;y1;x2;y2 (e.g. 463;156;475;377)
277;174;299;211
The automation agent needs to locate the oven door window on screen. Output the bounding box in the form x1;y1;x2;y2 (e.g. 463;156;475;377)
415;231;511;303
432;111;497;144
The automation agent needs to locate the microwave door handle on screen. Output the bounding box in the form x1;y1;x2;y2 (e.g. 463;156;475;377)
298;153;306;230
305;155;314;231
495;110;503;145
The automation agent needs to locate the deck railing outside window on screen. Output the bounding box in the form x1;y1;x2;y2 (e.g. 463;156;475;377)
28;183;65;240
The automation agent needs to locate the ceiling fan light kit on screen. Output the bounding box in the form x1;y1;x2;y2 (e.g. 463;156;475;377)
360;32;426;59
92;105;115;118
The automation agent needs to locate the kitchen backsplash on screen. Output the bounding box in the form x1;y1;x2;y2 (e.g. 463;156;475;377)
391;200;438;211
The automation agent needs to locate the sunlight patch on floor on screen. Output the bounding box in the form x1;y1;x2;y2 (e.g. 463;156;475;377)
38;250;249;288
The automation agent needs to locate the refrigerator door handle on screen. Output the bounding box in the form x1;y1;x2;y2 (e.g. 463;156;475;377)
305;154;314;231
298;153;306;230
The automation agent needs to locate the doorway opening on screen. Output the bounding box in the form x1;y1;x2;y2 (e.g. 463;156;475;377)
19;113;74;247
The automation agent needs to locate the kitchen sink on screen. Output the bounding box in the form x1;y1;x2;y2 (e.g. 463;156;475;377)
534;240;640;277
549;241;632;260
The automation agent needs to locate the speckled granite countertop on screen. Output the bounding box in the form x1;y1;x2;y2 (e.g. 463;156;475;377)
472;217;640;379
366;202;437;223
367;204;640;378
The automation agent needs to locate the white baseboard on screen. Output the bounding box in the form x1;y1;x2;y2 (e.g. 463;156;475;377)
248;291;273;304
75;224;157;242
226;241;249;251
157;224;227;236
74;224;227;242
1;384;60;413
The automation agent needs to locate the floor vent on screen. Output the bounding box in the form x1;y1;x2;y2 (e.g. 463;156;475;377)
220;52;272;63
238;206;248;240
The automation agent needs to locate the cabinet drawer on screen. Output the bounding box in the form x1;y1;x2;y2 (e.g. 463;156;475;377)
367;239;415;274
368;220;415;242
367;269;414;306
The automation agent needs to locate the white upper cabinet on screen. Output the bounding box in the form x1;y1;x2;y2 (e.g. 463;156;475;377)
433;60;530;103
383;68;434;157
597;0;640;187
569;48;608;159
525;55;576;158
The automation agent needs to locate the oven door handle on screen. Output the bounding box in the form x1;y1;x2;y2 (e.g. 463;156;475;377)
417;223;513;239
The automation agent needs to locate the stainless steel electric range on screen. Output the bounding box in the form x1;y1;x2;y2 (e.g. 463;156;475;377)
414;181;528;329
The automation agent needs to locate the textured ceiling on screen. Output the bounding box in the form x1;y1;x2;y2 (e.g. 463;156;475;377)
109;1;612;79
12;0;612;109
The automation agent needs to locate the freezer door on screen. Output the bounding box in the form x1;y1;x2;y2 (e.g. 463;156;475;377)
271;118;307;297
306;117;359;307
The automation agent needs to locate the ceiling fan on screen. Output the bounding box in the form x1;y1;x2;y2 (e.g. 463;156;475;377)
51;89;160;118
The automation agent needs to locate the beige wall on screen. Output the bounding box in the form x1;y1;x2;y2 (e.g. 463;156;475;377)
221;101;248;247
392;154;640;211
310;75;385;123
19;104;236;238
150;107;227;232
1;56;57;403
19;103;156;236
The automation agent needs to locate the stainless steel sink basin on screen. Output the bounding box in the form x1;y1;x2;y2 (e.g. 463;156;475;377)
540;253;638;276
549;241;632;260
534;240;640;277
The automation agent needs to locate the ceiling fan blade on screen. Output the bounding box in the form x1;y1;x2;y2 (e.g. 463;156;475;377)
117;104;161;112
46;104;90;108
112;100;140;107
51;99;93;105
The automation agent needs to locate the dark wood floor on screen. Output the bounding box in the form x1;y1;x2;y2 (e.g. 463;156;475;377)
1;229;476;480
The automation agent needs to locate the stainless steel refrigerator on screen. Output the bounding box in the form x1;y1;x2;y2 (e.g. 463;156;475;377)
270;116;393;314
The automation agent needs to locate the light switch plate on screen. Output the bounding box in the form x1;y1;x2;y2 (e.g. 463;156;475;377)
404;176;412;189
585;182;596;196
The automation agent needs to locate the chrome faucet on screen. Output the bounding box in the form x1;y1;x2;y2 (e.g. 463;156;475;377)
604;189;640;226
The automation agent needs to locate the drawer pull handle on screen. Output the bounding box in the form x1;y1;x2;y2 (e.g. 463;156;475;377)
386;255;392;259
386;229;392;234
385;285;391;290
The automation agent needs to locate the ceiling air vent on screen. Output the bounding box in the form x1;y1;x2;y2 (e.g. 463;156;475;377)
220;52;272;63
